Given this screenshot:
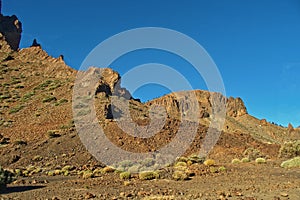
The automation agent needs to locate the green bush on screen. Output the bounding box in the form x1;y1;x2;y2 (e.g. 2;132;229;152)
120;172;131;180
255;157;266;164
204;159;215;166
241;157;250;163
172;170;189;181
0;166;15;189
188;154;205;164
138;171;159;180
231;158;241;164
280;157;300;168
279;140;300;158
174;161;187;167
218;166;227;172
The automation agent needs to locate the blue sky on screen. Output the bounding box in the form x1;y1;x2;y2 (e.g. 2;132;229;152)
4;0;300;127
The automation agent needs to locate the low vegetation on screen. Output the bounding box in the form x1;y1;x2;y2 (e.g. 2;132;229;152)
231;158;241;164
203;159;215;166
279;140;300;158
280;157;300;168
9;105;24;114
139;171;159;180
255;158;266;164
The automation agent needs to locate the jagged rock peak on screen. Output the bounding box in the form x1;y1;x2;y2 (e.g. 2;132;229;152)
226;97;248;117
0;13;22;51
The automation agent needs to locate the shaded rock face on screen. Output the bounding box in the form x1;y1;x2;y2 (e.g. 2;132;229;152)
0;14;22;51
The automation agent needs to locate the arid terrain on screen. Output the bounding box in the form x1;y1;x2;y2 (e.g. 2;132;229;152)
0;12;300;200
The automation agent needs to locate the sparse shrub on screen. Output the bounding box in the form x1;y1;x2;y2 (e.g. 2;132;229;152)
63;170;70;176
22;170;29;177
30;168;42;176
62;165;75;172
209;167;218;173
10;80;21;85
42;96;57;103
204;159;215;166
280;157;300;168
82;170;94;179
0;94;11;100
231;158;241;164
0;166;15;189
255;157;266;164
9;105;24;114
26;165;35;172
14;169;22;176
241;157;250;163
54;170;61;175
47;130;61;138
243;148;263;161
218;166;227;172
188;154;205;164
32;155;43;162
279;140;300;158
120;172;131;180
47;171;55;176
174;161;187;167
172;170;189;181
139;171;159;180
34;80;53;90
22;91;35;101
55;99;68;106
93;168;103;177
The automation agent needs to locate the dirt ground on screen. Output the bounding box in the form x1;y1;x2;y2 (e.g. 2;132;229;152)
1;160;299;200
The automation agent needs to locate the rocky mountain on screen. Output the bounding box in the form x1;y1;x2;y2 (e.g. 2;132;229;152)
0;12;299;171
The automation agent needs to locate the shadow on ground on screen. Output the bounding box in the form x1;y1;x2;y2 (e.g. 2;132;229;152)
0;185;45;194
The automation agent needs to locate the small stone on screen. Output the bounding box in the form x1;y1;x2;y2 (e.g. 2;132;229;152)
236;192;243;196
280;192;288;197
85;192;95;199
123;181;130;186
120;192;125;197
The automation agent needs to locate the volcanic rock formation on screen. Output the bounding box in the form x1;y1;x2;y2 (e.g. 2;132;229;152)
0;13;22;51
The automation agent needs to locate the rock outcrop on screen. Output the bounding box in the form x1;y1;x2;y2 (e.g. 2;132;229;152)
0;14;22;51
226;97;247;117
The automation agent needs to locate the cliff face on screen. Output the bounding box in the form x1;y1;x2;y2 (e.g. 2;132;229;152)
0;14;22;51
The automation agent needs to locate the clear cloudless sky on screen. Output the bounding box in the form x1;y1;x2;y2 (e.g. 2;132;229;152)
3;0;300;127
